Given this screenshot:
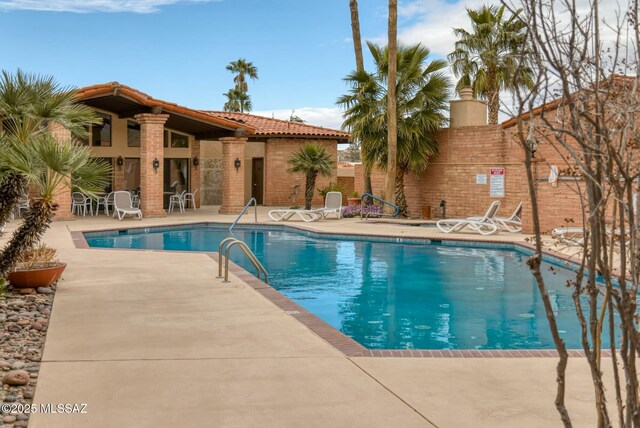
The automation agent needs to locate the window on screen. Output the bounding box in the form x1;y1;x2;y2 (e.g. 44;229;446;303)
127;121;140;147
170;131;189;148
92;113;111;147
74;126;90;146
163;130;169;148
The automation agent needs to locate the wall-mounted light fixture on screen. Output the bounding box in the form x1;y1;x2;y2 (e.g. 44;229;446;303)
234;157;241;172
152;158;160;170
193;156;200;168
116;156;124;169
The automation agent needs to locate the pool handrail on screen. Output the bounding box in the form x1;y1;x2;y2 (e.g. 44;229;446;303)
222;239;268;284
359;193;400;218
217;237;238;278
229;197;258;232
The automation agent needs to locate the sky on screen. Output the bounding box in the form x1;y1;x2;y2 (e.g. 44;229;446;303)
0;0;619;131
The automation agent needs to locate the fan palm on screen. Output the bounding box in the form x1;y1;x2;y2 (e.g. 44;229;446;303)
225;59;258;94
0;70;100;231
448;5;531;124
338;42;449;216
0;134;111;278
223;88;252;113
288;143;336;210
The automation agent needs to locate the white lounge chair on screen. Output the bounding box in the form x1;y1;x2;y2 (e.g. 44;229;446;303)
320;191;342;219
436;201;501;235
495;202;523;232
268;209;323;222
113;191;143;221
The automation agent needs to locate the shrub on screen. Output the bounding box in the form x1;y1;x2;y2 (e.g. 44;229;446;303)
342;203;382;218
317;181;347;198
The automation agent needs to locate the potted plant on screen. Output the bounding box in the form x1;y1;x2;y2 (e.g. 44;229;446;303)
347;191;361;206
7;244;66;289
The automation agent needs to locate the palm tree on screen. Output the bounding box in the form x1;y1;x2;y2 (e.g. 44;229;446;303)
0;70;101;231
225;59;258;94
385;0;398;214
348;0;373;200
0;134;111;278
288;143;336;210
338;43;449;216
222;88;252;113
448;5;530;124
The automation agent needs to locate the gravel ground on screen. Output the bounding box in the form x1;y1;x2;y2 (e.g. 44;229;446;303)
0;285;56;428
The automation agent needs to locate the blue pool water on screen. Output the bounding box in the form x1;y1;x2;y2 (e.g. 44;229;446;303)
85;224;604;350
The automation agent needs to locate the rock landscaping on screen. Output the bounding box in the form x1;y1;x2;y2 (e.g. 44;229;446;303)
0;285;56;428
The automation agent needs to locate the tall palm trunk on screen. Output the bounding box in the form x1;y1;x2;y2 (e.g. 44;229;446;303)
304;172;317;210
0;173;26;232
0;199;57;278
384;0;398;213
349;0;373;200
486;67;499;124
395;164;408;217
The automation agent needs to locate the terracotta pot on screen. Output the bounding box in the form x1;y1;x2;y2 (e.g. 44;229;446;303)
7;263;66;289
347;198;361;206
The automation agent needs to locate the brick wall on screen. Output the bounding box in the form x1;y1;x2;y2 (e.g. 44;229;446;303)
48;122;74;221
219;136;247;214
264;138;338;206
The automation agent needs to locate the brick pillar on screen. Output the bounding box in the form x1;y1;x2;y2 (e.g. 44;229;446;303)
48;123;74;221
136;113;169;218
219;135;247;214
190;140;201;208
113;157;125;190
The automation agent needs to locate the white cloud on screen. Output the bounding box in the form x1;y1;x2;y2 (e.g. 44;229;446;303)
0;0;217;13
396;0;624;59
252;107;346;131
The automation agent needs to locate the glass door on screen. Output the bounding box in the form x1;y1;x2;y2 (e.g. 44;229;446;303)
163;158;189;208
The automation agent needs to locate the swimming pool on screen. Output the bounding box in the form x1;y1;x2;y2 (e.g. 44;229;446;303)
85;224;603;351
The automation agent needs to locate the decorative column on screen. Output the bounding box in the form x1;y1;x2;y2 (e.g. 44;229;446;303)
48;123;74;221
135;113;169;218
219;134;247;214
190;140;201;208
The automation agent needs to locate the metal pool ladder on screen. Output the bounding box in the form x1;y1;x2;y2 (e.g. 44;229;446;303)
217;237;268;284
229;197;258;232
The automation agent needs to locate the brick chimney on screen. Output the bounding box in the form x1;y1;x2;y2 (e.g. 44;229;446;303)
449;87;488;128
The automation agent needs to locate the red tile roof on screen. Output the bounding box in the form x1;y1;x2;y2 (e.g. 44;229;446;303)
75;83;255;133
502;74;636;129
74;83;350;141
204;111;350;140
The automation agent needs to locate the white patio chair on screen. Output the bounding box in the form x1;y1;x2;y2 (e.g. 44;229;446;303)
436;201;501;235
168;190;186;213
71;192;92;216
182;188;198;210
95;192;114;216
320;191;342;219
268;209;324;222
113;191;143;221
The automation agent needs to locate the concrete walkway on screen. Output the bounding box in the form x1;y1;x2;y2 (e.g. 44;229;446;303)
3;207;602;427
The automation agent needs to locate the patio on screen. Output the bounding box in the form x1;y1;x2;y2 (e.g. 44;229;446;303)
3;207;606;427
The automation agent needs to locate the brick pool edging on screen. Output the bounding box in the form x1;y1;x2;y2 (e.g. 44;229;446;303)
71;223;605;358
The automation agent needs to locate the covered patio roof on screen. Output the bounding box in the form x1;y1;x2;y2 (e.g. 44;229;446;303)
75;83;255;140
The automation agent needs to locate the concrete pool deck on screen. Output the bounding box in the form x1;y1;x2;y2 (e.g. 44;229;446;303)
3;206;605;427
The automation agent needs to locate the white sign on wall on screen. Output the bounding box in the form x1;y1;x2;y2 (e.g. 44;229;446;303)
490;167;505;197
476;174;487;185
